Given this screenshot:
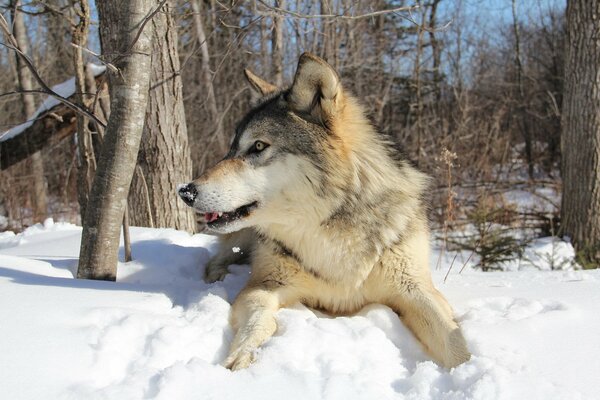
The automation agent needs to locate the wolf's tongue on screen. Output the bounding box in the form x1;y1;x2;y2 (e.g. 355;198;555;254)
205;212;219;223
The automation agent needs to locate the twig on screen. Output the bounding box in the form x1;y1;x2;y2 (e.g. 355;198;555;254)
257;0;452;33
69;43;118;73
135;165;154;228
458;222;495;274
1;2;71;17
458;247;477;274
122;207;132;262
257;0;418;20
407;6;453;33
443;252;459;283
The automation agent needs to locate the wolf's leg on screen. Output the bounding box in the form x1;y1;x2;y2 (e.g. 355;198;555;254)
204;228;255;283
388;284;470;368
222;286;282;370
223;239;305;370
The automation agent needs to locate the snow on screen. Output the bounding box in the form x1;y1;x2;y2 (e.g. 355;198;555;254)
0;64;107;142
503;186;560;215
1;220;599;399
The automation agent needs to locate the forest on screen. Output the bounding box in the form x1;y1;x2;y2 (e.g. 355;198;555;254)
1;0;584;273
1;1;600;398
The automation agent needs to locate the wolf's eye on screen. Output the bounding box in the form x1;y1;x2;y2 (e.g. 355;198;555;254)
249;140;269;155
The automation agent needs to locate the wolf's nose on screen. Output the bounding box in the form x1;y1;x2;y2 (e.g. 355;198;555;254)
177;183;197;206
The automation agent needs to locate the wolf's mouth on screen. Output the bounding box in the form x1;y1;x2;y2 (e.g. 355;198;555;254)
204;201;258;226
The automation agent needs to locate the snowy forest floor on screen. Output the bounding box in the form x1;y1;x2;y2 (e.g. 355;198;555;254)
1;220;599;400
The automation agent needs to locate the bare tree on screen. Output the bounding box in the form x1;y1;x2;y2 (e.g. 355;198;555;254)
71;0;95;218
271;0;285;86
77;0;154;280
128;0;196;232
9;0;48;222
71;1;134;261
428;0;442;104
512;0;534;179
561;0;600;268
191;0;226;161
413;4;426;167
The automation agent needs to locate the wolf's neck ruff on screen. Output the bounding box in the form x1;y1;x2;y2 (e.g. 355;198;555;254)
255;97;428;288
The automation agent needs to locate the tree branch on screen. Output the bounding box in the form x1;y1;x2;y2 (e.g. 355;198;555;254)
0;12;105;129
256;0;418;20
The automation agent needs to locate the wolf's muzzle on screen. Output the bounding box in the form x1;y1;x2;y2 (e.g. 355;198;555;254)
177;183;197;206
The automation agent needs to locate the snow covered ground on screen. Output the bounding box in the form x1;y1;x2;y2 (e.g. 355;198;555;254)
1;220;599;399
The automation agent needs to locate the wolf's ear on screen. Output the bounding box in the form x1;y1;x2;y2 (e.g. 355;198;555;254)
288;53;342;126
244;69;278;96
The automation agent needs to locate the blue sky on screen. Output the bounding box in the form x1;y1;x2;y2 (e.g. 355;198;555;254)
445;0;565;26
84;0;566;53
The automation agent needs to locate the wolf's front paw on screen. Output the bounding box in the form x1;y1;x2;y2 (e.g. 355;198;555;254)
443;328;471;368
204;262;229;283
222;347;254;370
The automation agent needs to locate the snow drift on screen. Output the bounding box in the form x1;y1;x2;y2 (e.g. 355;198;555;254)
0;220;598;399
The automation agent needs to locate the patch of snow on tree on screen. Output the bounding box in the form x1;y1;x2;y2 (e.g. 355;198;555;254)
0;64;107;142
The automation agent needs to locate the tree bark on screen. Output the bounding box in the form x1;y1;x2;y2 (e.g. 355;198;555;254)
77;0;154;281
191;0;226;159
128;0;196;232
428;0;442;105
271;0;285;87
71;0;95;220
561;0;600;268
10;0;48;223
512;0;534;179
413;5;426;167
44;0;73;78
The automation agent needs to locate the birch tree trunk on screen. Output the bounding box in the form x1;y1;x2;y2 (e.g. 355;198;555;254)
10;1;47;223
561;0;600;268
77;0;154;280
128;0;196;232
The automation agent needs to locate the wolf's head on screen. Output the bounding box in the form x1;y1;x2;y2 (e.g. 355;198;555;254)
178;53;384;234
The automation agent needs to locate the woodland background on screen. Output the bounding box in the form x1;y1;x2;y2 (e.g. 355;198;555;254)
0;0;584;271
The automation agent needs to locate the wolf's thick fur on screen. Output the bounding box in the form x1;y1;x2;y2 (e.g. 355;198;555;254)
179;53;471;370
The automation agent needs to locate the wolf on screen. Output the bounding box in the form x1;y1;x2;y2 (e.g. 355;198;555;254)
178;53;471;370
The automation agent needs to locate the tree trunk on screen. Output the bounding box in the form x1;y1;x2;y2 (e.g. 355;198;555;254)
10;1;47;223
512;0;534;179
44;0;73;79
71;0;95;220
428;0;442;105
561;0;600;268
413;6;426;167
319;0;335;64
191;0;226;160
77;0;154;281
271;0;285;87
259;10;269;74
128;0;196;232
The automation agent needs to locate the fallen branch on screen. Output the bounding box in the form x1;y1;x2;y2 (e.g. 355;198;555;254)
0;13;105;129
